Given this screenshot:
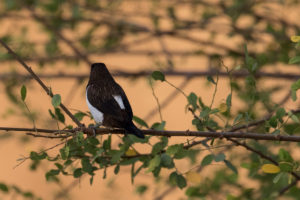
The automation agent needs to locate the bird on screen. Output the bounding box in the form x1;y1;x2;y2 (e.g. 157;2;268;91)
86;63;145;138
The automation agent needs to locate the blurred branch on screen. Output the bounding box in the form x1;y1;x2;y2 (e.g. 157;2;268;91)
1;70;300;80
0;39;83;127
28;7;92;65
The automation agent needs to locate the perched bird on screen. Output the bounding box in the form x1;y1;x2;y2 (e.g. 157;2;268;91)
86;63;144;138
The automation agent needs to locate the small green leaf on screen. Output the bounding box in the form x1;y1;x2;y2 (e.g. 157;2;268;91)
52;94;61;107
147;155;161;172
30;151;47;160
291;114;299;123
166;144;183;156
114;165;120;175
289;56;300;64
269;116;277;128
133;116;149;128
81;157;93;174
151;71;165;81
279;148;293;162
60;146;69;160
135;185;148;195
273;172;283;183
214;153;226;162
55;108;65;123
0;183;9;193
74;112;87;121
233;114;243;124
73;168;83;178
207;76;216;84
224;160;238;174
279;162;293;172
226;94;232;109
169;172;186;189
161;154;174;168
201;154;214;166
151;121;166;130
20;85;27;101
187;92;198;109
276;108;286;119
176;174;187;189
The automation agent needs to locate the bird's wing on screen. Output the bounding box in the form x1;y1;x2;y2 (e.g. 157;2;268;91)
114;83;133;118
87;84;123;119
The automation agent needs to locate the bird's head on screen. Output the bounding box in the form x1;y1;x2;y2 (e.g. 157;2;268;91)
88;63;114;84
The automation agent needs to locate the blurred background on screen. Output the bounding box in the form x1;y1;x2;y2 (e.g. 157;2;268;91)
1;0;300;199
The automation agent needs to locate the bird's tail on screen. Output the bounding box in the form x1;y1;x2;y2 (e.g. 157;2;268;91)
125;122;145;138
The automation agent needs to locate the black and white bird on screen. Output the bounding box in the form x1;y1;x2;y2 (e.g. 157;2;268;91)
86;63;144;138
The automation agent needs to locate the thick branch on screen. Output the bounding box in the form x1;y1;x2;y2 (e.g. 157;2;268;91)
0;39;82;127
2;126;300;142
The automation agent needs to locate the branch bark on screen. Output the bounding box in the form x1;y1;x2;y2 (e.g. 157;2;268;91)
2;126;300;142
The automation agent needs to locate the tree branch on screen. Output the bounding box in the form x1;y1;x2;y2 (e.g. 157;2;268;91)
0;39;83;127
1;70;300;81
2;126;300;142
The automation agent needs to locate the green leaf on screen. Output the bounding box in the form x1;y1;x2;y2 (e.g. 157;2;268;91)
187;92;198;109
161;153;174;168
0;183;9;193
151;121;166;130
135;185;148;195
279;162;293;172
114;164;120;175
207;76;216;84
176;174;187;189
74;112;87;121
52;94;61;107
45;169;60;181
20;85;27;101
60;146;69;160
147;155;161;172
166;144;183;156
30;151;47;161
151;71;165;81
224;160;238;174
233;114;243;124
214;153;226;162
152;137;168;154
201;154;214;166
169;172;187;189
110;150;123;164
133;116;149;128
278;149;293;162
273;172;284;184
291;114;299;123
81;157;93;174
269;116;277;128
289;56;300;64
291;79;300;101
226;94;232;109
55;108;65;123
73;168;83;178
276;108;286;119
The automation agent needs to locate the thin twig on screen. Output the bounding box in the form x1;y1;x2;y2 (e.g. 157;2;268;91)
0;39;83;127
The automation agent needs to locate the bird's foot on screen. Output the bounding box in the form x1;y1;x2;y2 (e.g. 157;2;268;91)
88;123;102;137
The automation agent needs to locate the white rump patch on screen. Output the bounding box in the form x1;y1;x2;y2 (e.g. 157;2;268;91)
86;86;104;123
113;95;125;109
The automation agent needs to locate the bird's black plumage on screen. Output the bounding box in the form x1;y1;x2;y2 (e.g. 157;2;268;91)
86;63;144;138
